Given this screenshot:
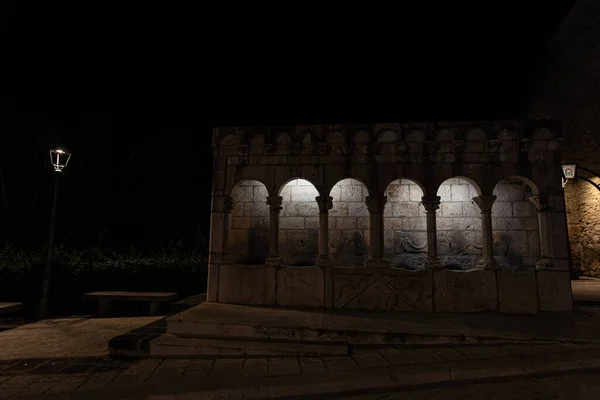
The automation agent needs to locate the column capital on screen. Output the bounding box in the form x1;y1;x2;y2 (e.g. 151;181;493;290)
472;195;497;212
212;195;234;213
421;195;441;212
315;195;333;213
266;195;283;212
365;195;387;214
529;194;549;212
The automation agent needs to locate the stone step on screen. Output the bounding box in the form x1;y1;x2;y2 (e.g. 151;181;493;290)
149;333;349;357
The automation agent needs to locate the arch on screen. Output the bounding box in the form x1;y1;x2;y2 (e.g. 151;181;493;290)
328;178;370;267
228;180;270;264
325;130;345;144
499;175;540;195
299;130;319;146
404;129;426;142
435;128;455;142
216;131;240;146
382;176;426;195
465;127;487;141
277;176;320;196
248;132;266;145
491;176;541;270
375;129;398;143
433;175;482;197
383;178;428;269
274;131;292;145
436;177;484;269
352;130;371;144
226;176;270;197
279;178;320;266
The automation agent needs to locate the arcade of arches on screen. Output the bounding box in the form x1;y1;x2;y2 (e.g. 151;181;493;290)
209;122;572;314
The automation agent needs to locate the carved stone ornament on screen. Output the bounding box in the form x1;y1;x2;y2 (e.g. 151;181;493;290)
317;142;328;155
421;195;441;212
486;140;501;153
316;196;333;213
238;143;249;156
266;195;283;212
451;140;465;153
529;195;549;212
424;141;437;154
290;142;301;154
396;141;408;153
519;138;531;152
472;195;497;212
341;142;353;155
263;143;274;154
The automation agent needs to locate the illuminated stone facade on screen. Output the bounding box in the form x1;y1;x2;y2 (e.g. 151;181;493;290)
209;122;572;313
527;0;600;277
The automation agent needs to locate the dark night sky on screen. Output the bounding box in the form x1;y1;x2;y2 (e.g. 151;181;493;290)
6;1;575;252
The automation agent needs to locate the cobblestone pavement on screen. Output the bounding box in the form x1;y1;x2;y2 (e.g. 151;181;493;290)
340;372;600;399
0;316;161;360
1;342;600;398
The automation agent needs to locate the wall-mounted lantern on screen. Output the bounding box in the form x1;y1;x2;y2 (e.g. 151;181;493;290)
562;163;578;187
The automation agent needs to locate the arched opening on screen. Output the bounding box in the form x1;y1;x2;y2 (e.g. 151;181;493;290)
228;180;269;264
492;177;540;270
383;179;427;270
436;178;482;269
279;179;320;266
329;178;370;266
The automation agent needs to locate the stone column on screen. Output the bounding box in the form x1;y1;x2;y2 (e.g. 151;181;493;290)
421;195;442;269
265;195;283;266
206;195;233;302
365;195;389;267
529;194;554;268
472;195;499;270
315;195;333;267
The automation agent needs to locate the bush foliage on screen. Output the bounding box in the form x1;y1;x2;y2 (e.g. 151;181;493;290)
0;240;208;317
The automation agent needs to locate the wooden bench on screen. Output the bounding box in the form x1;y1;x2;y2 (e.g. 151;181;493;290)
83;291;179;317
0;302;22;316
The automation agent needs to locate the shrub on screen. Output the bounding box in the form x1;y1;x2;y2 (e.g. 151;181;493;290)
0;242;208;317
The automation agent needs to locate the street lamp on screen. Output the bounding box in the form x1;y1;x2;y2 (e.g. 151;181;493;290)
37;148;72;319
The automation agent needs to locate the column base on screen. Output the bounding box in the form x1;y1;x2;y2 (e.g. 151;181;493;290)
425;258;443;269
316;257;332;268
365;259;390;268
476;258;499;270
265;255;281;266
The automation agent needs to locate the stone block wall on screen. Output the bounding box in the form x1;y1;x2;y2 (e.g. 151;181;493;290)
279;179;320;266
565;177;600;275
229;180;269;263
383;179;428;269
436;178;482;268
492;179;541;269
328;179;370;266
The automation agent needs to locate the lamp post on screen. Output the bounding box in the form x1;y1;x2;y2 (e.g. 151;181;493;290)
37;149;72;319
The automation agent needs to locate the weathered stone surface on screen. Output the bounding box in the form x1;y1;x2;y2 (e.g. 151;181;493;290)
218;265;276;305
537;270;573;312
434;270;498;312
277;267;324;307
333;270;433;312
498;270;538;314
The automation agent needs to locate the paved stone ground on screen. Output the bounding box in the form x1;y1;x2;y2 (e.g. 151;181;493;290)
1;342;600;398
0;316;160;360
338;372;600;399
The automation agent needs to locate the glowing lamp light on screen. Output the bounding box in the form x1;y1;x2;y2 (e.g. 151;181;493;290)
561;163;577;187
50;149;72;172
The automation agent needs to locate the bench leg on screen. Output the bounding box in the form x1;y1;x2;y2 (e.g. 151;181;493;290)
98;300;110;317
149;302;160;316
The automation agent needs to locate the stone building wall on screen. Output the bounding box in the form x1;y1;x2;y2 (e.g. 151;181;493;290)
436;178;482;268
527;0;600;276
328;179;370;266
383;179;427;268
229;180;269;263
492;180;541;269
279;179;319;266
